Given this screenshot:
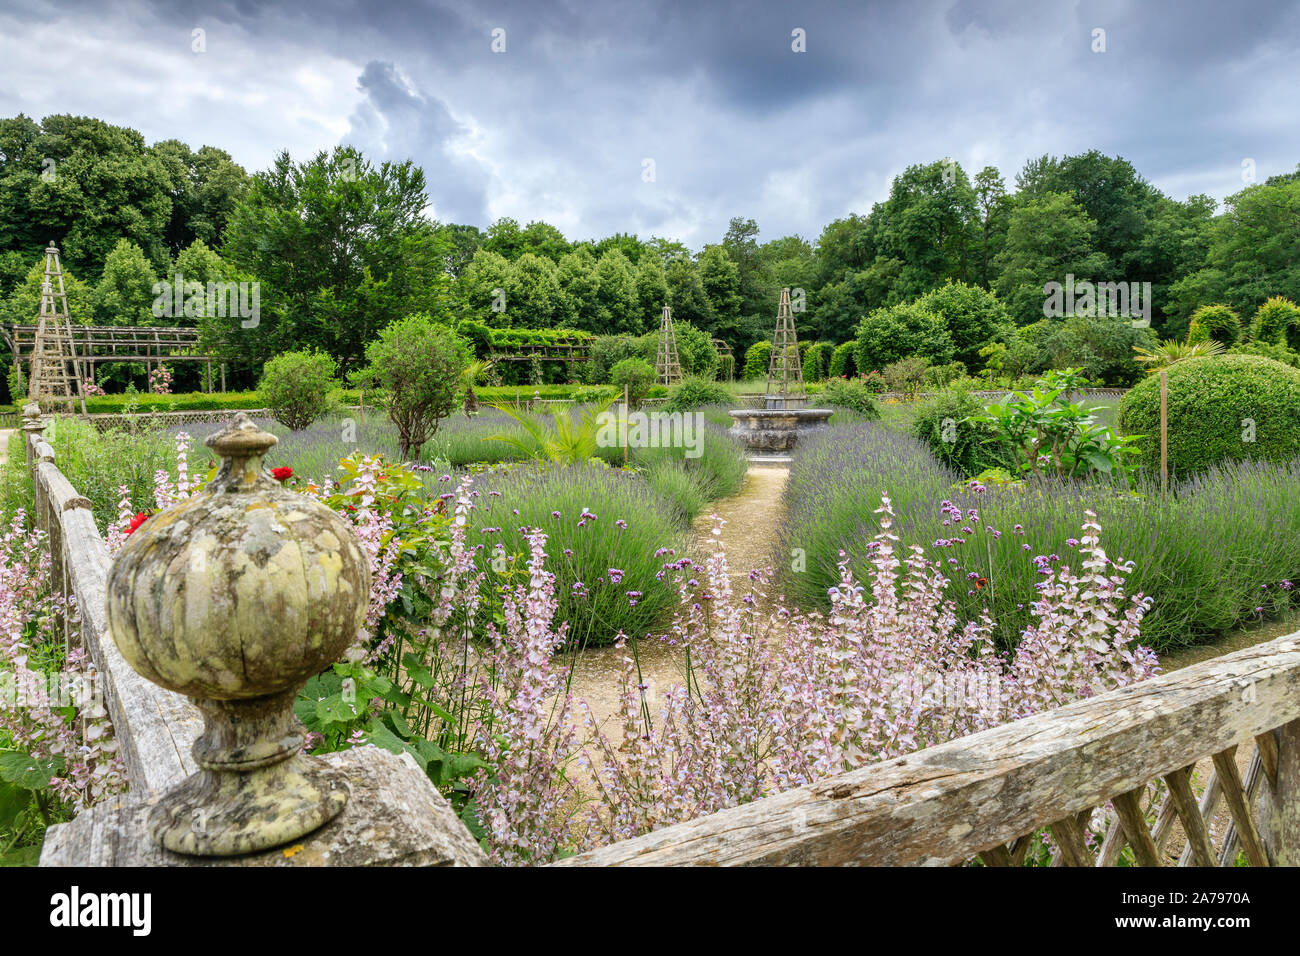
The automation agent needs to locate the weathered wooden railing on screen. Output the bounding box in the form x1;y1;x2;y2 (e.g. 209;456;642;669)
555;634;1300;866
23;405;486;866
21;402;1299;866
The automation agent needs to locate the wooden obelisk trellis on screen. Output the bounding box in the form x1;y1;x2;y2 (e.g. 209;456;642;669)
765;286;805;406
27;244;87;415
655;303;683;386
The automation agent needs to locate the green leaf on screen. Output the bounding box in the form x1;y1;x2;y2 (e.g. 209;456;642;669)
387;711;413;739
441;752;488;786
0;843;42;867
1084;450;1114;473
0;780;32;829
365;718;427;771
401;652;435;691
459;800;487;841
427;700;455;725
315;695;363;726
0;751;64;790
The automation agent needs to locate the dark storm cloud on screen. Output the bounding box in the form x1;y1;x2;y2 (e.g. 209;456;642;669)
3;0;1298;246
344;60;490;224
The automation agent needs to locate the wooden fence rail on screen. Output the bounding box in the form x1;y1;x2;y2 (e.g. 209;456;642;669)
556;633;1300;866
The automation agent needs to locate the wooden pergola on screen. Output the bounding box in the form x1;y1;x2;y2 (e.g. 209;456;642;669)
2;323;226;392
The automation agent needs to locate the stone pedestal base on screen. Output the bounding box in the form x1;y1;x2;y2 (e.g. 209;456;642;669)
727;407;833;453
39;747;488;867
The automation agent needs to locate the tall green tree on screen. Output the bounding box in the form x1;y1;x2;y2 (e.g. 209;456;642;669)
1015;151;1153;276
0;114;173;275
697;244;742;339
665;254;712;328
94;239;157;326
483;217;525;260
973;166;1010;289
634;253;670;330
591;232;646;264
557;246;600;331
722;216;771;318
1169;177;1300;322
434;223;484;277
456;248;512;325
593;249;639;334
503;252;562;327
993;192;1109;325
865;159;980;300
152;140;249;256
220;146;448;375
519;220;571;262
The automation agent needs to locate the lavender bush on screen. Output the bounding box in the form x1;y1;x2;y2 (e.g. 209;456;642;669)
782;422;1300;651
466;463;685;647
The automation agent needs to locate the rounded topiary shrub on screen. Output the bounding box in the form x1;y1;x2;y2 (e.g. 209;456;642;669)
258;349;338;431
1188;304;1240;345
1118;354;1300;476
828;341;858;378
743;340;772;379
1250;296;1300;346
910;390;1015;479
610;357;655;407
803;341;834;381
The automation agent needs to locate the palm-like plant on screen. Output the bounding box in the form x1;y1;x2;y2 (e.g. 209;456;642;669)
461;359;495;416
1132;338;1225;372
488;398;614;465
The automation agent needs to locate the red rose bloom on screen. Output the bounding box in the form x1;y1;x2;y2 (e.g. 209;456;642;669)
125;512;149;535
272;467;293;482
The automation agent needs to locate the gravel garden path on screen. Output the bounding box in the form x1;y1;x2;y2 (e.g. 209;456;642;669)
566;462;790;731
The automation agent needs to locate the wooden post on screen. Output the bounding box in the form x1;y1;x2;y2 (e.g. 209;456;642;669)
623;384;629;466
1159;369;1168;493
1254;719;1300;865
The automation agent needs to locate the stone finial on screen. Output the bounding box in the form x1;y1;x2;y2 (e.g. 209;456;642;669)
105;413;372;856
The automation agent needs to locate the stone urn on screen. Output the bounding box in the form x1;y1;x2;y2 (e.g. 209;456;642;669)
106;413;371;856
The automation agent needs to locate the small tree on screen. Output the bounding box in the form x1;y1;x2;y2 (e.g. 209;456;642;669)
882;356;930;397
357;313;471;459
258;349;338;430
610;357;655;408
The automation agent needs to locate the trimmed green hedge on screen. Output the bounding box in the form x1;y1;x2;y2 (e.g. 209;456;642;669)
742;340;772;380
1118;354;1300;475
77;383;618;415
828;341;857;378
487;327;594;348
83;391;267;413
477;384;616;403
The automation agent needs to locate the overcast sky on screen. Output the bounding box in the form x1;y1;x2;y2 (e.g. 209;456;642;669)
2;0;1298;248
